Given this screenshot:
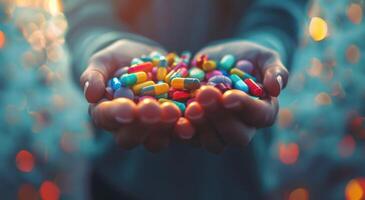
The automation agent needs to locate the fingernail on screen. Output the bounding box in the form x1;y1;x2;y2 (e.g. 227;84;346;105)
84;81;90;96
276;75;283;89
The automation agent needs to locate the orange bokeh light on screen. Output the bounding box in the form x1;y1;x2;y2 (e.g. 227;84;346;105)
279;143;299;165
16;150;35;173
345;178;365;200
289;188;309;200
0;31;5;49
40;181;61;200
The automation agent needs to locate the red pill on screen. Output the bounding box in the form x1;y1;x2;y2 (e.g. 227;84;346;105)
244;78;264;97
172;90;191;101
128;62;153;73
196;54;208;68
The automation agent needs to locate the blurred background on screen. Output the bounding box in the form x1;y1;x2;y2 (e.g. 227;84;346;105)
0;0;364;199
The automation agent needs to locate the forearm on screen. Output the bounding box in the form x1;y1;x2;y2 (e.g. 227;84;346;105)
236;0;308;69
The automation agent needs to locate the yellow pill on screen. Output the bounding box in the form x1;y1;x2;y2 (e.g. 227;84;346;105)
132;81;155;94
140;83;169;96
171;78;200;90
202;60;217;72
166;52;178;66
157;67;167;81
230;68;256;80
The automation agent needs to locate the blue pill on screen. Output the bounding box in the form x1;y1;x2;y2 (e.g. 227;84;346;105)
111;77;122;91
230;74;248;93
113;87;135;100
208;75;232;86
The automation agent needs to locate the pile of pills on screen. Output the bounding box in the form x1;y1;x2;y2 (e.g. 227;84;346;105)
105;51;265;113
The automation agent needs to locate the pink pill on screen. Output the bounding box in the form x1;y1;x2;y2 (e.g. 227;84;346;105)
205;70;223;80
236;60;254;74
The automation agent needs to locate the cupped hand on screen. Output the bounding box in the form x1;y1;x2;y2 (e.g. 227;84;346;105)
185;40;289;154
81;39;185;152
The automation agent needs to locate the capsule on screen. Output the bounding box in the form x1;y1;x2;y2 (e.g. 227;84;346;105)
158;98;186;113
111;77;122;90
130;58;143;65
181;51;192;64
156;67;168;81
202;60;217;72
165;67;188;83
166;52;178;66
230;74;248;93
244;78;264;97
236;60;254;74
159;56;168;67
155;93;168;99
205;70;223;80
214;83;232;93
230;68;256;81
120;72;148;86
140;83;169;96
132;80;155;94
171;78;200;90
172;90;191;101
219;54;236;71
128;62;153;73
114;87;134;100
189;67;205;81
207;75;232;87
196;54;208;68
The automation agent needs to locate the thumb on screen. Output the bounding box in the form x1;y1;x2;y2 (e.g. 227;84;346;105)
80;68;107;103
263;65;289;97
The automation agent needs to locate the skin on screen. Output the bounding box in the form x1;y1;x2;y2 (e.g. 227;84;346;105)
81;39;289;153
81;39;194;152
185;40;289;153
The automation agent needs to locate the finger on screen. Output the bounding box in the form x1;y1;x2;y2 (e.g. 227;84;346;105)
222;89;278;127
115;123;143;150
185;102;224;154
81;69;107;103
194;41;289;96
173;117;195;140
262;62;289;97
144;102;181;152
196;86;255;146
89;98;137;131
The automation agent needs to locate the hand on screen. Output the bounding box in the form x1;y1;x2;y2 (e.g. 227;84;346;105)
185;40;289;154
81;39;182;152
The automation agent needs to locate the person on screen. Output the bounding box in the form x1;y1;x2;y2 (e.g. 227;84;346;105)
65;0;307;199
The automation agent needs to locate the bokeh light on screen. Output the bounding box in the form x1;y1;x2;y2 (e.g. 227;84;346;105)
0;31;5;49
289;188;309;200
16;150;35;173
279;143;299;165
347;4;363;24
309;17;328;41
40;181;60;200
346;45;360;64
345;178;365;200
18;184;39;200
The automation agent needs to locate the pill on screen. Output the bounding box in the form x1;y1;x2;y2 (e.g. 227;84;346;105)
132;80;155;94
230;74;249;92
159;98;186;113
131;58;143;65
140;55;153;62
172;90;191;101
114;87;135;100
171;78;200;90
181;51;192;64
236;60;254;74
196;54;208;68
189;67;205;81
111;77;122;90
156;67;168;81
202;60;217;72
159;56;168;67
230;68;256;81
219;54;236;71
120;72;148;86
156;93;168;99
207;75;232;86
170;67;188;80
128;62;153;73
140;83;169;96
244;78;264;97
166;52;178;66
205;70;223;80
